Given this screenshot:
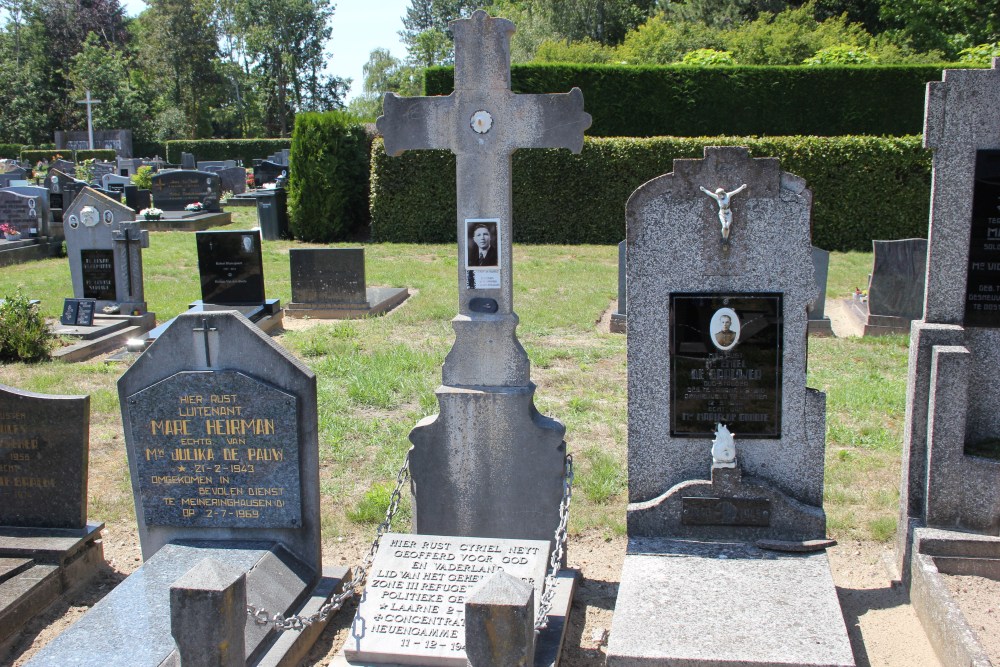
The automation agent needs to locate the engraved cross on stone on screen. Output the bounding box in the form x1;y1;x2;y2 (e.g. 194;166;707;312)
376;10;591;386
112;221;144;299
192;318;218;368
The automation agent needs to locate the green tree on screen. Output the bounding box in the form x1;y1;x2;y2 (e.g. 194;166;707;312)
879;0;1000;57
399;0;478;66
348;47;421;122
617;13;723;63
67;32;150;137
134;0;224;138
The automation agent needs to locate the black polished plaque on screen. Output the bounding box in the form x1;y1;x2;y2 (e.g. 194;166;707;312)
196;230;265;305
681;497;772;526
671;293;782;437
965;150;1000;327
81;249;116;300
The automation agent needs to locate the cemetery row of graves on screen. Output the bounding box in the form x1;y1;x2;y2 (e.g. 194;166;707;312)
0;14;999;667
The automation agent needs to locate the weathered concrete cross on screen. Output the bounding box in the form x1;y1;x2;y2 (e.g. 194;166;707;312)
376;10;591;386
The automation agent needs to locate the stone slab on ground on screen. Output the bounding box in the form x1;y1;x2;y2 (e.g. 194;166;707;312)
333;569;576;667
285;287;410;319
0;239;60;267
143;211;233;231
25;541;329;667
606;537;854;667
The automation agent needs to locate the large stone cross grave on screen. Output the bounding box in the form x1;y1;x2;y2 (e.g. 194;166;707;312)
376;10;590;546
377;9;590;386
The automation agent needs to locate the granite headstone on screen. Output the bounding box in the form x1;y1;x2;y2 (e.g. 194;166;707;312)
252;160;286;188
150;170;222;212
0;190;43;237
808;246;833;335
868;238;927;319
0;384;89;528
285;248;410;319
196;230;265;305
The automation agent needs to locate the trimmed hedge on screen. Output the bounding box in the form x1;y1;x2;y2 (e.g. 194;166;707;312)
20;148;116;163
0;144;22;160
370;135;931;252
165;139;292;165
424;64;949;137
76;149;116;161
288;112;371;242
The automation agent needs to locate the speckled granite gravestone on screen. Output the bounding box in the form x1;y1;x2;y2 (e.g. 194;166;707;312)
896;59;1000;620
62;187;149;315
285;248;409;319
29;311;345;666
606;146;853;667
339;10;588;667
0;384;104;649
377;9;589;547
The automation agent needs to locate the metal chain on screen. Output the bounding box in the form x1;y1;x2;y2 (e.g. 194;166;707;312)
246;451;411;631
535;453;573;632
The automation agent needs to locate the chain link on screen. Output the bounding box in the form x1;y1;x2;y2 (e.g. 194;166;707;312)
246;451;411;631
535;453;573;631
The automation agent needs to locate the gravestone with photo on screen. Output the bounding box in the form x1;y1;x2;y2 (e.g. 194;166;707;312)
52;187;156;360
846;238;927;336
253;160;286;188
286;248;409;319
28;311;347;667
45;168;81;213
0;188;57;267
895;59;1000;666
809;246;834;335
335;11;589;666
192;229;282;331
605;146;853;667
2;185;51;235
0;384;104;653
0;190;43;237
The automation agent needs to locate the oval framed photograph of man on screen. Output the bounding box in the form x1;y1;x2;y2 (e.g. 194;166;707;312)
466;219;499;269
709;307;740;351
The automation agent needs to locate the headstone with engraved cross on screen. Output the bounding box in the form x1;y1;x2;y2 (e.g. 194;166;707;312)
376;9;590;546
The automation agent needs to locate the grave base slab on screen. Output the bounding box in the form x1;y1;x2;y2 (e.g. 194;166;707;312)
808;316;834;336
0;238;60;267
610;312;627;334
0;523;105;651
25;541;343;667
332;569;576;667
143;210;233;231
50;313;157;362
842;298;913;336
285;287;410;319
906;527;1000;667
606;537;854;667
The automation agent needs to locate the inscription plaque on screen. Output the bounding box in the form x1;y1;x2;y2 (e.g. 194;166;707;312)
344;533;549;666
965;150;1000;327
60;298;97;326
681;497;772;527
81;249;116;300
196;230;265;305
671;293;783;437
127;370;302;529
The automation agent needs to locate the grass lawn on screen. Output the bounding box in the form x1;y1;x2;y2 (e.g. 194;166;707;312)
0;209;906;549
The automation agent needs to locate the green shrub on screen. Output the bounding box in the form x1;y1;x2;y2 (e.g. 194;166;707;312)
0;144;22;160
370;135;931;251
131;165;154;190
288;111;371;242
804;44;878;65
681;49;736;66
20;149;69;164
165;139;291;165
425;63;955;137
0;292;51;363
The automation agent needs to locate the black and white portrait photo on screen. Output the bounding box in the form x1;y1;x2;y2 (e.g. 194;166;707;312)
709;307;741;351
466;219;499;268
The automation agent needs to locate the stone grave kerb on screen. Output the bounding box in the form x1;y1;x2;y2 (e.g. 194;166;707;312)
117;310;321;574
626;146;825;511
376;9;591;388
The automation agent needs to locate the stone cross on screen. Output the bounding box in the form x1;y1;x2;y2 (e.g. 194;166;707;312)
376;9;591;387
112;222;143;300
75;90;102;150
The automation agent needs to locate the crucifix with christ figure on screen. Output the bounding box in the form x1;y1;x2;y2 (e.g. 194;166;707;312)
377;9;591;388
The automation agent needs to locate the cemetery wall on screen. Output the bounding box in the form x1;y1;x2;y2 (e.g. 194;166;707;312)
287;111;372;242
370;134;930;250
425;63;954;137
165;138;291;165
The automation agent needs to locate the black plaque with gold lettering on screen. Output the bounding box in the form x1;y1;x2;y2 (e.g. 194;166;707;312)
965;150;1000;327
671;293;782;438
127;370;302;529
81;249;116;301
